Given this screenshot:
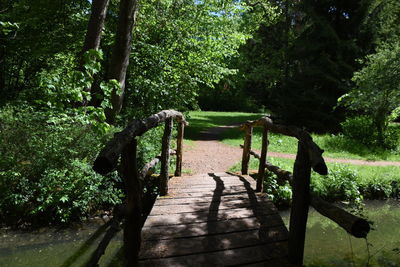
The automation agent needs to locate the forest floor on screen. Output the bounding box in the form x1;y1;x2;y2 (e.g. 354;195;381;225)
182;125;400;175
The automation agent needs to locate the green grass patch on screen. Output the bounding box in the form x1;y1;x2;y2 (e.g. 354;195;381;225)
185;111;262;139
221;127;400;161
186;110;400;204
186;111;400;161
230;157;400;205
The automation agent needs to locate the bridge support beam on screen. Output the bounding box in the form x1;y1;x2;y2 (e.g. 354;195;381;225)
121;139;142;266
288;141;311;265
256;126;269;192
160;118;173;196
241;125;253;175
174;121;184;177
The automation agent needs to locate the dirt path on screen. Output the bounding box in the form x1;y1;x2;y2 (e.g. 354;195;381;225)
182;126;400;175
182;126;243;175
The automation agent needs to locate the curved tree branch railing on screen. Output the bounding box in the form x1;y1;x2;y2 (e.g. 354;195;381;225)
239;116;370;265
91;110;187;266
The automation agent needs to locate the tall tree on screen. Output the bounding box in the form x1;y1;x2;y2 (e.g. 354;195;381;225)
236;0;371;131
0;0;89;105
106;0;138;123
81;0;109;55
79;0;109;105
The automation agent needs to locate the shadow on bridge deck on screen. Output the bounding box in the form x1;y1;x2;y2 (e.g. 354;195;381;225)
138;172;294;266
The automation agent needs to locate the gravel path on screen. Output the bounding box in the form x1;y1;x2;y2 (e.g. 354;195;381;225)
182;126;400;175
182;126;243;175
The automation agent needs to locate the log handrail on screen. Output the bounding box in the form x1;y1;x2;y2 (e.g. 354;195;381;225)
240;116;327;175
239;116;370;265
91;110;186;266
243;146;370;238
93;110;187;175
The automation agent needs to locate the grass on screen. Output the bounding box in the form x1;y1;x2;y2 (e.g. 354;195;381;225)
184;111;263;140
185;110;400;200
230;156;400;183
229;156;400;200
185;111;400;162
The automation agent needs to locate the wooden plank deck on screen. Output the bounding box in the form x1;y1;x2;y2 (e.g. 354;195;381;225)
139;172;292;266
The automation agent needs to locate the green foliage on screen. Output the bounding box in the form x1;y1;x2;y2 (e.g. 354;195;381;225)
32;50;102;108
28;160;121;223
363;0;400;47
341;116;400;149
185;111;262;139
230;0;371;131
122;0;268;117
262;172;292;208
341;116;379;146
311;164;363;205
340;42;400;146
0;21;19;36
0;105;121;225
185;111;400;161
137;127;164;168
198;82;258;112
230;154;400;206
0;0;89;104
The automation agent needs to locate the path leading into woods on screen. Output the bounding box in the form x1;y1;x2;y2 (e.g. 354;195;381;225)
182;126;400;175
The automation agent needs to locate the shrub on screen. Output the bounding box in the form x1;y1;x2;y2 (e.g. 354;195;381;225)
260;172;292;208
311;164;362;205
341;116;377;146
341;116;400;149
0;105;122;225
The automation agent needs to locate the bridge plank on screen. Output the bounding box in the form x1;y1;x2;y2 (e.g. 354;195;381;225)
153;193;271;206
138;242;288;266
140;229;288;259
142;217;287;241
145;207;278;226
150;199;276;215
139;172;290;266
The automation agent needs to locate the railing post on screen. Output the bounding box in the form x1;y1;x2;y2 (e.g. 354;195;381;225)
288;141;311;265
241;124;253;175
121;138;141;266
174;121;184;177
256;126;269;192
160;118;173;196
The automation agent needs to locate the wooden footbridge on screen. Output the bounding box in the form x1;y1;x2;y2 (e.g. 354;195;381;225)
89;110;371;267
140;172;290;266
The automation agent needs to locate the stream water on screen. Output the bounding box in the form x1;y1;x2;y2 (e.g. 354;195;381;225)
280;200;400;266
0;200;399;267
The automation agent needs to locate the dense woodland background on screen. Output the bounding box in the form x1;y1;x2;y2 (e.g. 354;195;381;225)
0;0;400;226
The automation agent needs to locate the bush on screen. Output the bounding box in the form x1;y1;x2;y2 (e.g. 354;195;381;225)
0;105;122;225
259;171;292;208
311;164;362;205
341;116;377;146
341;116;400;149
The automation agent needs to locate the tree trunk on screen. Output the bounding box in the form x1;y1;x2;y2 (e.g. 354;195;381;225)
79;0;109;105
81;0;109;54
105;0;139;124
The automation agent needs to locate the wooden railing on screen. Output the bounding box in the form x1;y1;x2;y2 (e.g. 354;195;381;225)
239;116;370;265
91;110;187;266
